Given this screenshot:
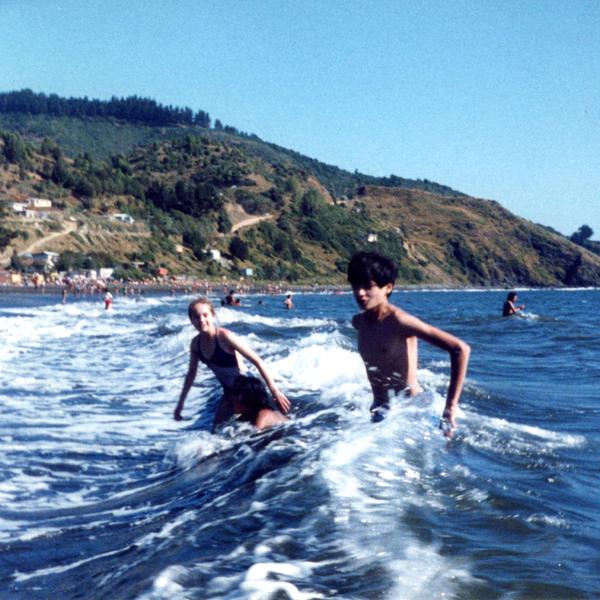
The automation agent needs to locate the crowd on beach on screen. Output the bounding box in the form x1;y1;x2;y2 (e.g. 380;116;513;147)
0;270;295;298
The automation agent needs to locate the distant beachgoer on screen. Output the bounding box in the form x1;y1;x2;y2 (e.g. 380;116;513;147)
347;251;470;436
283;294;293;309
61;287;68;304
104;291;113;310
224;289;240;306
173;297;290;430
502;291;525;317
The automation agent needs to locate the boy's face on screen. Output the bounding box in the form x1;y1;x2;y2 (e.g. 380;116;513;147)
352;280;393;311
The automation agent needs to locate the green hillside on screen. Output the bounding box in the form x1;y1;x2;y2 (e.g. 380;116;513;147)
1;91;599;286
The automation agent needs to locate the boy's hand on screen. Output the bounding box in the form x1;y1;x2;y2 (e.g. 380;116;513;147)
439;407;457;438
272;389;291;413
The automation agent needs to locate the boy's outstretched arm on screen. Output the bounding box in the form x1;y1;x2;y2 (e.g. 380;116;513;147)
174;342;199;420
399;313;471;430
221;330;291;413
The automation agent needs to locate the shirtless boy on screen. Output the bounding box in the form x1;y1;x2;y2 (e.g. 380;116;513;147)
348;251;470;433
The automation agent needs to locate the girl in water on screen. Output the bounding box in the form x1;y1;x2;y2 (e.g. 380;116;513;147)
173;297;290;430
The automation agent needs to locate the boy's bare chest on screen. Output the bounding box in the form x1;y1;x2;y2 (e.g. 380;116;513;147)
357;323;408;365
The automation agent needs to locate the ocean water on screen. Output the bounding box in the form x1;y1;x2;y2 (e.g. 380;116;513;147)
0;288;599;600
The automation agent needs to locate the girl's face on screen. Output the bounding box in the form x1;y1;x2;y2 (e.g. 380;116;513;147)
190;303;215;332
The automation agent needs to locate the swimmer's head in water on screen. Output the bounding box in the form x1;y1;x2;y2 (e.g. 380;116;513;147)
507;291;518;301
347;251;397;296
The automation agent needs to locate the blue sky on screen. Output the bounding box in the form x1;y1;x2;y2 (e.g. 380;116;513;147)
1;0;599;237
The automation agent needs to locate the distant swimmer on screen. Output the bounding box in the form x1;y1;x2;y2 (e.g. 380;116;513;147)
283;293;293;309
502;291;525;317
347;251;470;436
104;290;113;310
61;287;68;304
173;297;290;430
224;289;241;306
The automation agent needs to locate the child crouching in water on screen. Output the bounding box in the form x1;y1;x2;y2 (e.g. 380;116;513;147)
229;375;287;429
174;297;289;431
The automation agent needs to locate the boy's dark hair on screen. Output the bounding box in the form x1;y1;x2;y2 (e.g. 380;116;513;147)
507;291;517;301
347;251;398;290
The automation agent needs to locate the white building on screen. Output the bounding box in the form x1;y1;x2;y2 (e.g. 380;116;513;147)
208;249;221;260
31;251;59;271
12;202;27;213
29;198;52;208
367;233;378;243
110;213;135;224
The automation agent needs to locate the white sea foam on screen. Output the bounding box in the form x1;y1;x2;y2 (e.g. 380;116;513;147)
138;565;193;600
467;414;586;454
240;561;323;600
170;432;235;470
526;513;569;528
319;397;472;598
217;306;332;329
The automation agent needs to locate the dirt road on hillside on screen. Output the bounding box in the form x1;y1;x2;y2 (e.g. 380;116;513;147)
231;214;273;233
22;221;78;253
0;221;79;268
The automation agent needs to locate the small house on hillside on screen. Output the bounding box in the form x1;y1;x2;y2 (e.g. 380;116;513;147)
367;233;378;243
208;249;221;261
29;198;52;208
110;213;135;224
31;251;59;271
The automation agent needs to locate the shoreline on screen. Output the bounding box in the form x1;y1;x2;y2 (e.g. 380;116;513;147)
1;283;598;297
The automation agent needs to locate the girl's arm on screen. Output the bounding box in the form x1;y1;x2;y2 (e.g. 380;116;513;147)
220;329;291;413
173;340;199;420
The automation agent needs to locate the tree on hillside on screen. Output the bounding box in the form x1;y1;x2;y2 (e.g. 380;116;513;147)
0;203;17;251
0;89;211;128
217;210;232;233
1;132;28;164
299;189;323;217
570;225;593;246
229;236;249;261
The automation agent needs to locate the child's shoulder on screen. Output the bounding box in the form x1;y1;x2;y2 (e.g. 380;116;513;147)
351;312;364;329
217;326;234;340
190;333;200;352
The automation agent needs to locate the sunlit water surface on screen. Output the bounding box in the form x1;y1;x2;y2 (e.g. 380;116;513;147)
1;288;599;599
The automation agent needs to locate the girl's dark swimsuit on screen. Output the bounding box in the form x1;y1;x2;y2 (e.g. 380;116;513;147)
195;331;244;390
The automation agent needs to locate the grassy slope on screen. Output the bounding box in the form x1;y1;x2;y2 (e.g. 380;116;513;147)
361;187;600;286
1;114;600;286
